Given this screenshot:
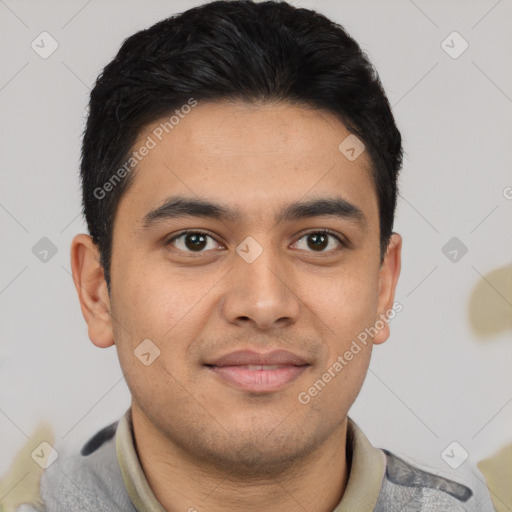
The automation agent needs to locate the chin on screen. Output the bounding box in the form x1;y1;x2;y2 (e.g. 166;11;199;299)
190;424;326;479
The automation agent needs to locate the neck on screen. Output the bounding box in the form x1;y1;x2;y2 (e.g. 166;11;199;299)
131;407;350;512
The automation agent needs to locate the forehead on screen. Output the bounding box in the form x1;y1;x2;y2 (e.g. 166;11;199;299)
116;100;378;228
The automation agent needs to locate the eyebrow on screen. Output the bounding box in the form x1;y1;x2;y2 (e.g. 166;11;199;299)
141;195;366;229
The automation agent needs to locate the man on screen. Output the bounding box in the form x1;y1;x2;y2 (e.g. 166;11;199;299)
13;0;496;510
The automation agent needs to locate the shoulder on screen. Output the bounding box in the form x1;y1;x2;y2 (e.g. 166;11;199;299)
14;420;135;512
375;449;496;511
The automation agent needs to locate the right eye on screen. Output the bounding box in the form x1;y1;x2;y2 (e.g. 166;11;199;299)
166;230;224;253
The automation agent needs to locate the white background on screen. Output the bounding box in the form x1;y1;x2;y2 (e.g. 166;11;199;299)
1;0;511;496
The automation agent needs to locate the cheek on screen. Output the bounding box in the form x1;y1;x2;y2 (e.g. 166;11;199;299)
112;254;194;333
306;264;380;340
110;267;204;401
301;271;379;410
111;260;216;369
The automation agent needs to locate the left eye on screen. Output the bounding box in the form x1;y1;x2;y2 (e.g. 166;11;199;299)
294;231;344;253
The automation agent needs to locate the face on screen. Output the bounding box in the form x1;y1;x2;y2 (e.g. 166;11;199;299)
73;100;401;477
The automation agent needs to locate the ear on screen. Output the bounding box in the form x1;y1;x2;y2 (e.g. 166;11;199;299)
373;232;402;345
70;234;114;348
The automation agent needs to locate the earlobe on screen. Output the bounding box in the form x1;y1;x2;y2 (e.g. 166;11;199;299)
70;234;115;348
373;233;402;345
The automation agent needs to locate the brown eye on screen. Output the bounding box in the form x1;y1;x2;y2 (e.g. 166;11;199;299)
167;231;219;252
294;231;344;253
183;233;207;251
307;233;329;251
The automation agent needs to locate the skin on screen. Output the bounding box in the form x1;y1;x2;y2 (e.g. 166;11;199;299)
71;100;401;512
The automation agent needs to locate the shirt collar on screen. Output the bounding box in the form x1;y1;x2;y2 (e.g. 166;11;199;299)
116;408;167;512
116;408;385;512
332;416;386;512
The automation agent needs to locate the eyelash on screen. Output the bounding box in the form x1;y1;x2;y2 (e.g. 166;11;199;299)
165;229;347;254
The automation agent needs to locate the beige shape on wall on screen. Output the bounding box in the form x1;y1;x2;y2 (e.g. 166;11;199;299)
478;442;512;512
0;422;54;511
469;264;512;338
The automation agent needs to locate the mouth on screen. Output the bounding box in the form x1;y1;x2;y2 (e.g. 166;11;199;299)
204;349;311;393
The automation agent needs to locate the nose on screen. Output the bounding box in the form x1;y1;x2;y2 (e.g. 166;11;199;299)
221;240;301;331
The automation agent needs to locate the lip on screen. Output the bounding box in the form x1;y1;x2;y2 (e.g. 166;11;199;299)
206;349;311;367
205;349;311;393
